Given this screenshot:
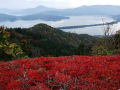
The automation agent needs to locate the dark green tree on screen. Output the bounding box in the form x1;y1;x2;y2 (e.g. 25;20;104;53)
76;41;91;55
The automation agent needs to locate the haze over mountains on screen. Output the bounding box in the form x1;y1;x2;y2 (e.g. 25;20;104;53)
1;5;120;15
50;5;120;16
0;6;56;16
0;5;120;22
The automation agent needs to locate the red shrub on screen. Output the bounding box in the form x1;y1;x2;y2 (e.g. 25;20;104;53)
0;56;120;90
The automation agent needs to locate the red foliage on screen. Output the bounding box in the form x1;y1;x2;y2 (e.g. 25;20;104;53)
0;56;120;90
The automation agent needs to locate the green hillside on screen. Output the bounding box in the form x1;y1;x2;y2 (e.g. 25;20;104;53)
5;24;97;59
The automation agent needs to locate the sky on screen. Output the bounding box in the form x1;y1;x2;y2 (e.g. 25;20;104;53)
0;0;120;10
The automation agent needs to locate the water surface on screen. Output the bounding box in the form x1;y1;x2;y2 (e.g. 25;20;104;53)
0;16;119;35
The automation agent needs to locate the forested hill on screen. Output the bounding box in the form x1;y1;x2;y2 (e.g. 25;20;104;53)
4;24;97;60
29;24;96;47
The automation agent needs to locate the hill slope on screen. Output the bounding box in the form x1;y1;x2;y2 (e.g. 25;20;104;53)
6;24;97;57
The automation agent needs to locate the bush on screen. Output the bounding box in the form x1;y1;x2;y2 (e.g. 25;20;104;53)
0;56;120;89
0;27;25;60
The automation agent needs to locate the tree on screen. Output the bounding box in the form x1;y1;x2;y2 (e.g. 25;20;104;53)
114;30;120;49
113;30;120;54
0;27;24;60
76;41;90;55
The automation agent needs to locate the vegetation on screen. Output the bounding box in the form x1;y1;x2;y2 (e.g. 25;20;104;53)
0;55;120;89
91;23;120;56
0;24;96;61
0;23;120;60
0;27;26;60
0;23;120;89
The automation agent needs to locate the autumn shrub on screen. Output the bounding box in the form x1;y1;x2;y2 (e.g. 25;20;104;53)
0;56;120;90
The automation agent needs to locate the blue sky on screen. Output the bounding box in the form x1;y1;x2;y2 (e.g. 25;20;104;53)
0;0;120;9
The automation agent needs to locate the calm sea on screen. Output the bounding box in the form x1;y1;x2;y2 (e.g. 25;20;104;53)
0;16;120;35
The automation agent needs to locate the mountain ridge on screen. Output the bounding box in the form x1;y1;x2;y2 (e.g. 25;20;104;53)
0;5;56;16
1;5;120;16
0;13;69;22
42;5;120;16
1;5;120;22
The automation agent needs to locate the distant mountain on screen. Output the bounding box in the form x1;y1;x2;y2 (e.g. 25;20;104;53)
0;5;56;16
0;5;69;22
70;5;120;16
13;6;56;16
94;35;104;38
0;13;69;22
1;5;120;16
42;5;120;16
0;14;17;22
1;5;120;22
20;13;69;21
